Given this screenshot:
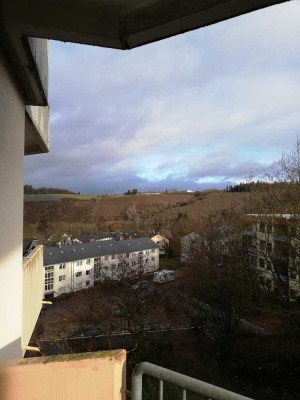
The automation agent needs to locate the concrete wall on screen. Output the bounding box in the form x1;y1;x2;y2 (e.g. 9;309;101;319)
0;47;25;360
0;350;126;400
27;37;48;99
22;245;44;353
25;105;49;154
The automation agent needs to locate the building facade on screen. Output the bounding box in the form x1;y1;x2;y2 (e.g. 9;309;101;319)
44;238;159;298
244;214;300;300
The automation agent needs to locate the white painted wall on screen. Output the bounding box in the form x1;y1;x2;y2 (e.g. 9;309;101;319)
0;47;25;360
45;259;94;297
44;248;159;297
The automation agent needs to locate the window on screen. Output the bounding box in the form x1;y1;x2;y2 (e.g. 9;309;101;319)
126;253;130;258
112;254;115;259
76;260;83;266
86;270;90;275
45;283;53;291
75;272;82;277
260;241;266;250
249;256;257;268
266;224;272;234
259;258;265;269
267;242;272;252
259;223;265;233
105;255;109;260
86;281;90;286
59;263;66;269
86;258;91;264
45;266;54;291
290;269;297;279
94;264;101;280
152;257;155;262
59;275;66;281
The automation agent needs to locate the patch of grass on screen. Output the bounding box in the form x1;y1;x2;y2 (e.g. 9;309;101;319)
160;257;182;270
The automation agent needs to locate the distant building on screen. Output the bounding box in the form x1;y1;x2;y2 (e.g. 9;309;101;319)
43;238;159;298
180;232;201;262
244;214;300;300
151;234;169;256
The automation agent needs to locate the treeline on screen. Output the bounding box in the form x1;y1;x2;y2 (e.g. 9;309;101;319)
124;188;138;195
24;184;76;194
224;181;270;193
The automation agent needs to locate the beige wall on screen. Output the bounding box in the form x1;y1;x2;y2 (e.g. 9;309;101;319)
0;350;126;400
0;47;25;360
22;245;44;353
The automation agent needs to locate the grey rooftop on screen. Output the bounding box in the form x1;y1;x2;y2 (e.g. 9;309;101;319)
44;237;159;266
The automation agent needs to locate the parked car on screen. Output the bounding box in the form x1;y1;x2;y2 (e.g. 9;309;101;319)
153;270;176;283
132;280;148;290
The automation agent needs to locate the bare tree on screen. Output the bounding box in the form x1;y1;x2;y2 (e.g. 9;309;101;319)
180;210;258;350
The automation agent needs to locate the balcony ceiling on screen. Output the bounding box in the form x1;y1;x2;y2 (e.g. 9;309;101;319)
0;0;288;107
2;0;288;50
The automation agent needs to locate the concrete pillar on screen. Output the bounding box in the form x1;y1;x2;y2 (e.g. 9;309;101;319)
0;46;25;359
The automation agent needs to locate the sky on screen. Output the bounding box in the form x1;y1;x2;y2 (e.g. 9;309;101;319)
25;1;300;194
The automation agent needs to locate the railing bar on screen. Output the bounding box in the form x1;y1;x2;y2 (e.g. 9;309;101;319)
159;380;163;400
182;388;187;400
131;362;254;400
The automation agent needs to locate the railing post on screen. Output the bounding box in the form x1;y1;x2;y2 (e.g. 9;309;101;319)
159;380;164;400
131;363;144;400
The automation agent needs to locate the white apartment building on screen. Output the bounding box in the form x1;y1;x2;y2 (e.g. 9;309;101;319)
44;238;160;298
244;214;300;300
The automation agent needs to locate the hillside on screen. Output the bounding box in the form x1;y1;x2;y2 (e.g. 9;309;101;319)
24;191;253;244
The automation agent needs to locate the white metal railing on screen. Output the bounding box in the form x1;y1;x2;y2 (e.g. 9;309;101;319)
131;362;254;400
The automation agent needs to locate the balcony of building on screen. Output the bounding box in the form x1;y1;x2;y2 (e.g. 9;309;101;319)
0;352;254;400
22;244;44;356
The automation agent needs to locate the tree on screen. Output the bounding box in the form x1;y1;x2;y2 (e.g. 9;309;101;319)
180;210;258;351
246;139;300;329
37;218;53;241
121;203;137;220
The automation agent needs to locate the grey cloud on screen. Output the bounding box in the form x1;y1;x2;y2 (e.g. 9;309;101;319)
25;1;300;193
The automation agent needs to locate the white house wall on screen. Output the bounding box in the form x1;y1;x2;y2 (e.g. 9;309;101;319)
44;247;159;297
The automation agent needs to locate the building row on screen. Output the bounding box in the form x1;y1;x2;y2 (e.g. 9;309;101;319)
43;238;160;299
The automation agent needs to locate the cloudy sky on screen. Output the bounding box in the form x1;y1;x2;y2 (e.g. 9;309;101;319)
25;1;300;194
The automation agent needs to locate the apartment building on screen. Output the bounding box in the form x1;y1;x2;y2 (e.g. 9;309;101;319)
244;214;300;300
44;238;159;298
